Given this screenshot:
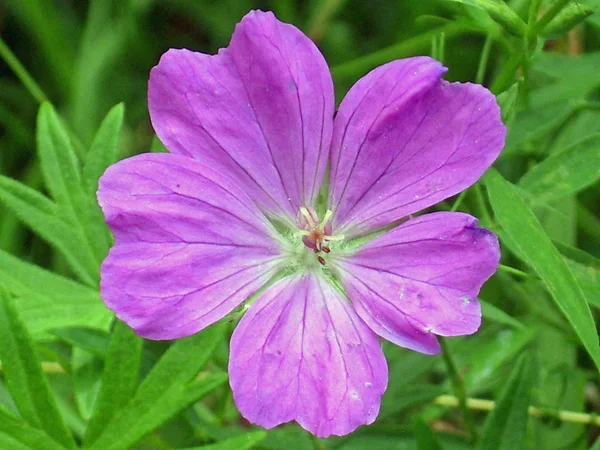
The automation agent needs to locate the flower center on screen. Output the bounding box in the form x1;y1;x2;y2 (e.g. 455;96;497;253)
296;207;344;266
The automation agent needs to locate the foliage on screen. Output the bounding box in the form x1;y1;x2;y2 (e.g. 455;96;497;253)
0;0;599;448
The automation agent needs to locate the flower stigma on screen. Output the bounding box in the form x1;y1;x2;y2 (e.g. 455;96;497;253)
294;207;344;267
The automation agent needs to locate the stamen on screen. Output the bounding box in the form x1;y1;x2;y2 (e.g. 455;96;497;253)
317;256;326;266
319;210;333;231
321;246;331;253
323;234;344;242
299;207;316;229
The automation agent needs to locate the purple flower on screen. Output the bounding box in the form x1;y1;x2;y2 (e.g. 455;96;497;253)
98;10;505;437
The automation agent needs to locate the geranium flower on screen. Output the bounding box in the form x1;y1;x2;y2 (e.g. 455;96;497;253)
98;10;505;437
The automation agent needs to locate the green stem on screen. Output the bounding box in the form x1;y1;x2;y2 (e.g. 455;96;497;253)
473;184;492;226
331;22;466;82
577;202;600;240
0;37;48;104
498;264;537;280
475;35;493;85
439;338;478;442
450;190;468;212
491;50;524;94
307;0;347;41
530;0;572;37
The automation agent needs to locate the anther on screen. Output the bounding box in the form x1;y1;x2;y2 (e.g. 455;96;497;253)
317;256;326;266
321;246;331;253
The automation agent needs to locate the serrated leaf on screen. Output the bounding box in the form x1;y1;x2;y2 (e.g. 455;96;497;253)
0;406;69;450
182;431;267;450
519;134;600;201
0;288;77;449
0;177;96;285
82;104;124;195
484;169;600;372
84;321;143;446
476;355;534;450
87;324;227;450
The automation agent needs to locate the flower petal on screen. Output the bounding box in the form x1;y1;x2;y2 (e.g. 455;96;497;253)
329;57;506;236
148;10;334;219
336;212;500;354
229;273;387;438
98;153;283;340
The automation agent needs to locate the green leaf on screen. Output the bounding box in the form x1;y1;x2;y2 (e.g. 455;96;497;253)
484;169;600;372
87;324;227;450
0;249;111;337
464;325;536;391
554;241;600;309
0;177;96;285
496;82;519;127
0;288;77;449
72;348;103;421
84;321;143;446
412;416;443;450
542;2;595;38
36;102;85;215
445;0;527;35
82;103;124;195
519;134;600;201
0;406;70;450
182;431;267;450
480;299;525;329
476;355;534;450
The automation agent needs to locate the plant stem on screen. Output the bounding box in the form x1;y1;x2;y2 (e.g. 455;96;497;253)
331;22;465;82
476;35;493;85
498;264;537;280
0;37;49;104
434;395;600;426
439;338;478;442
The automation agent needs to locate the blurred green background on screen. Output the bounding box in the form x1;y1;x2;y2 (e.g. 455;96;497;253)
0;1;599;449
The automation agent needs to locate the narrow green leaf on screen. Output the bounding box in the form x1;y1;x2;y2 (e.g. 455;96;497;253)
83;103;124;195
412;416;443;450
480;299;525;329
72;348;103;421
476;355;534;450
496;82;519;127
554;241;600;309
464;326;536;390
0;249;111;337
446;0;527;35
0;288;77;449
519;134;600;201
0;177;96;285
484;169;600;371
87;324;227;450
183;431;267;450
84;321;143;446
591;436;600;450
0;406;69;450
542;2;595;38
36;103;84;214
